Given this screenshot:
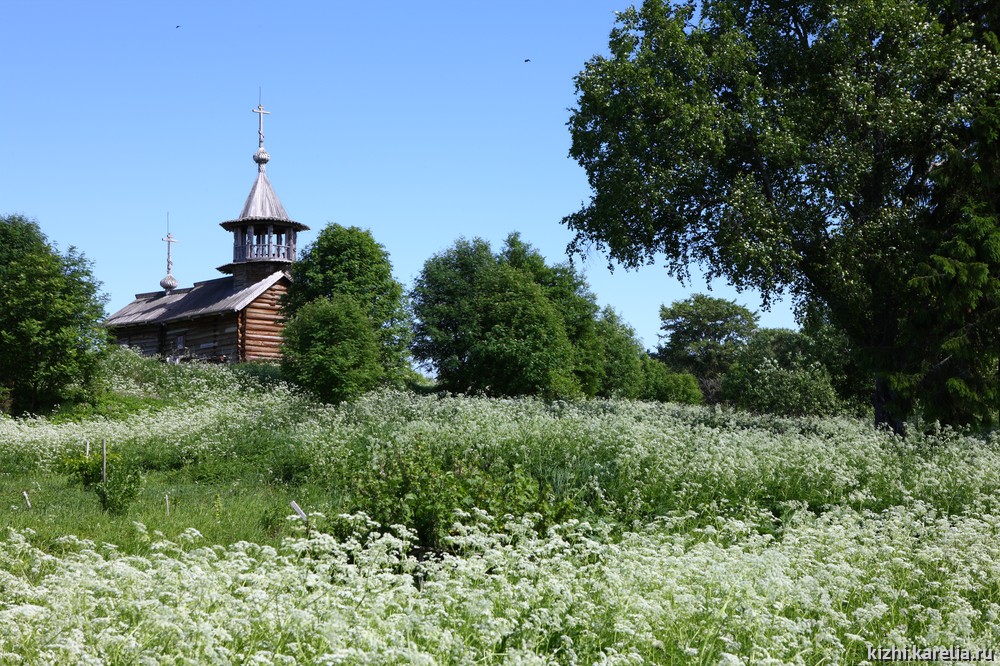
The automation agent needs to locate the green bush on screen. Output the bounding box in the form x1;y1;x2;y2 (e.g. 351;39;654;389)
641;358;702;404
61;448;142;514
50;392;166;424
230;362;284;386
94;461;142;515
281;295;385;404
593;308;645;399
61;450;121;489
723;358;840;416
721;329;842;416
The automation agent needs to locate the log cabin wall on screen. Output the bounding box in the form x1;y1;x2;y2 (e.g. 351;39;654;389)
164;314;239;361
112;325;163;357
232;261;288;292
240;280;287;361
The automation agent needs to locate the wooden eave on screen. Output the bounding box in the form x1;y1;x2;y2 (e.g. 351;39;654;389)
104;271;288;328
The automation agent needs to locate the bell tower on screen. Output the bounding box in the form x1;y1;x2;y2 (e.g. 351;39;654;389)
217;104;309;290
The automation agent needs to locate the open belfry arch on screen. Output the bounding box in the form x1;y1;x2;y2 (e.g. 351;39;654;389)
105;105;310;362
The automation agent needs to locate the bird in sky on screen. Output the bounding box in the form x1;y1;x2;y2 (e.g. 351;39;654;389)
524;58;531;62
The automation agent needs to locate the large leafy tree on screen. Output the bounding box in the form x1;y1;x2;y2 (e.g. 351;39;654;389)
467;264;580;398
284;223;411;381
657;294;758;401
411;234;608;397
410;237;496;391
498;233;604;393
0;214;107;413
565;0;1000;430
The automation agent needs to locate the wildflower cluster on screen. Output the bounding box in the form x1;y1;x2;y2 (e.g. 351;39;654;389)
1;503;997;664
3;354;1000;662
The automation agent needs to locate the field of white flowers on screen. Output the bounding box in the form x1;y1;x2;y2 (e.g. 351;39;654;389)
1;351;999;663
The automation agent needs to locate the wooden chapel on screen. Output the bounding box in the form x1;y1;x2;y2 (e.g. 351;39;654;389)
105;105;309;362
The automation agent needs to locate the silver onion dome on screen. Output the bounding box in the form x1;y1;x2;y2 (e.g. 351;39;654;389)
160;273;178;292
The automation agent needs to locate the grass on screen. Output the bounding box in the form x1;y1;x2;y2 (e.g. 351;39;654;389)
1;348;1000;663
1;472;326;553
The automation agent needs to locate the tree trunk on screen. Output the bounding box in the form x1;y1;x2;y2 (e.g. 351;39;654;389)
873;375;906;436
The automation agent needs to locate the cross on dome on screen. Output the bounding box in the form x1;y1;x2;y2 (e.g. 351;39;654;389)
160;231;179;292
252;104;271;170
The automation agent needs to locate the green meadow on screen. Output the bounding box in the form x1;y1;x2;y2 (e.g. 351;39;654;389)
1;349;998;664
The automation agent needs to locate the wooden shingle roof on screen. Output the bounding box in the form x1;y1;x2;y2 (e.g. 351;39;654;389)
105;271;287;328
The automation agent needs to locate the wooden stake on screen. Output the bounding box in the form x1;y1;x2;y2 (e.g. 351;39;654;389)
22;491;30;510
165;493;170;517
290;500;310;537
101;438;107;484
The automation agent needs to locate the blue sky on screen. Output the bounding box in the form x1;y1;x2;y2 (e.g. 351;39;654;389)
3;1;796;349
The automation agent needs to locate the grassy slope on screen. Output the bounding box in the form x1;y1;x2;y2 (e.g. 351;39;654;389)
1;348;999;663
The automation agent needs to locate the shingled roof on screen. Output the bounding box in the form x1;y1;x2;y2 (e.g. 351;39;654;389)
240;167;289;220
219;127;307;232
105;271;287;328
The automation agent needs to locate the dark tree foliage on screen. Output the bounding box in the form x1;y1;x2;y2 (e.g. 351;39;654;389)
797;301;873;413
899;1;1000;427
280;295;384;404
657;294;758;401
411;234;629;398
593;307;645;399
284;224;410;381
721;328;841;416
565;0;1000;430
640;357;703;404
0;214;107;414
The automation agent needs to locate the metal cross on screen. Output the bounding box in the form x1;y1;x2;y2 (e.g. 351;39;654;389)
162;232;178;274
253;104;270;148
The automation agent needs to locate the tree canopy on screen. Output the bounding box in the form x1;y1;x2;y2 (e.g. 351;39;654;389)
284;223;410;381
0;214;107;414
280;294;384;404
565;0;1000;429
657;294;758;401
411;233;644;399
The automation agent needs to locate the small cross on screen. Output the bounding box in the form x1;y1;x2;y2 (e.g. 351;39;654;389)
253;104;270;148
162;232;178;273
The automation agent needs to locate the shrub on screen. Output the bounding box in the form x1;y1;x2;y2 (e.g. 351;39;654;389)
281;295;385;404
724;358;840;416
641;357;702;404
61;450;120;489
722;329;841;416
62;447;142;515
94;462;142;515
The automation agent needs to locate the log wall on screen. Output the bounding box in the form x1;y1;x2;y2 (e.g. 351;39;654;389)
240;280;288;361
112;325;163;357
111;315;238;361
163;314;239;361
110;278;289;363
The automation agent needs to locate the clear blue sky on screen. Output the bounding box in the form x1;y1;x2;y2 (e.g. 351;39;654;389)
3;1;796;349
